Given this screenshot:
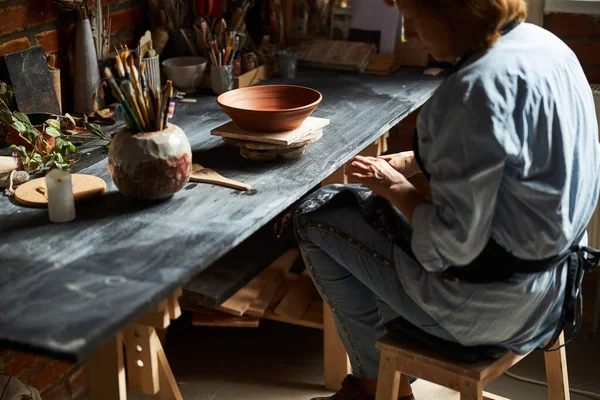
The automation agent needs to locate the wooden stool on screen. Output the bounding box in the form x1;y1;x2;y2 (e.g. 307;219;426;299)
375;333;570;400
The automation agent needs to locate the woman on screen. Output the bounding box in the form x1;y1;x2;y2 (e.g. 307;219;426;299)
294;0;600;399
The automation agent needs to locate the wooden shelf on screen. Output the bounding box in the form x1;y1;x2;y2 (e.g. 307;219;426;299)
182;248;324;330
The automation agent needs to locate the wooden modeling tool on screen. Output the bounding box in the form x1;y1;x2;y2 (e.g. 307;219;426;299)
189;164;251;191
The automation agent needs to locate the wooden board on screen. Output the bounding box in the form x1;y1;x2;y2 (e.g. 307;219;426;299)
4;45;61;115
269;271;298;310
218;274;266;316
191;308;260;328
300;297;323;327
14;174;107;207
211;117;330;146
274;269;319;320
240;146;306;161
234;64;275;89
246;269;285;317
366;53;398;76
246;249;300;317
223;130;323;151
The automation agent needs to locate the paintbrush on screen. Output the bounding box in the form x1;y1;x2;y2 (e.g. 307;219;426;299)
114;55;126;78
121;80;149;131
157;86;168;131
162;81;174;128
139;63;156;126
126;55;152;128
157;81;173;131
104;68;143;132
120;48;129;66
127;55;141;92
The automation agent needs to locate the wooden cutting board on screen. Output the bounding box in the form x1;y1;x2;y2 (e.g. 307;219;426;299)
14;174;107;207
211;117;330;146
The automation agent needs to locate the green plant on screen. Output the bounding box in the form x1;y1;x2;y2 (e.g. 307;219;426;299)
8;112;79;173
0;82;109;173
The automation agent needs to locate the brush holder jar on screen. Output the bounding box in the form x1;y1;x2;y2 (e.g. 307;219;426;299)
108;123;192;200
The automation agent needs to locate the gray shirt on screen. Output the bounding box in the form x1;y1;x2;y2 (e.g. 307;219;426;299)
397;22;600;352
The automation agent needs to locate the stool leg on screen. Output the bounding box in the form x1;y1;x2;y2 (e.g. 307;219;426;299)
592;274;600;336
375;350;400;400
323;303;351;391
544;332;570;400
460;380;483;400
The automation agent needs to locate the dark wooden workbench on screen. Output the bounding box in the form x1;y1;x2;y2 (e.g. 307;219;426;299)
0;68;443;362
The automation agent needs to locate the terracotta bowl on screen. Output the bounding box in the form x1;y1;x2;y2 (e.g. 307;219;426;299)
162;56;208;93
216;85;323;133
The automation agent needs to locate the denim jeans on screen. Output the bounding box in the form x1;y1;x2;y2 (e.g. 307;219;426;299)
295;203;455;380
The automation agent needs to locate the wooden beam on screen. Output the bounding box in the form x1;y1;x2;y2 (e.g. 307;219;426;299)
137;300;171;329
168;288;183;320
124;325;160;395
87;334;127;400
154;333;184;400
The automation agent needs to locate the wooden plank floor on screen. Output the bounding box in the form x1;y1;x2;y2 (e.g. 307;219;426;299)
412;380;509;400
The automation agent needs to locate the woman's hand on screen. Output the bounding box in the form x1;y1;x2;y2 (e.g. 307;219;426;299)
345;155;427;222
345;155;409;199
378;151;420;178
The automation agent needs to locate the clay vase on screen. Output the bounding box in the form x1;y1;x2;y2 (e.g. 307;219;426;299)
108;124;192;200
73;18;101;114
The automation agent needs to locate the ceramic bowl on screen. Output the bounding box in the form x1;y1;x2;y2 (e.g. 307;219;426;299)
162;56;208;93
216;85;323;133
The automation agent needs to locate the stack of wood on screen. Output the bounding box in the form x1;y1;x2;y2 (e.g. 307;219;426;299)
181;249;325;330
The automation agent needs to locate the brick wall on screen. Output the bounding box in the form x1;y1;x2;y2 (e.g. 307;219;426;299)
0;0;144;111
545;13;600;83
0;349;86;400
0;2;143;394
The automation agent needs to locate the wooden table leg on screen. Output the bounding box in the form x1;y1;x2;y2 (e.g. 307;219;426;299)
86;289;184;400
155;333;184;400
87;333;127;400
124;325;160;395
323;302;350;390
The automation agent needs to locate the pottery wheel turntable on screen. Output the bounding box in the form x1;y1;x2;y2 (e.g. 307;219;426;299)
211;117;330;161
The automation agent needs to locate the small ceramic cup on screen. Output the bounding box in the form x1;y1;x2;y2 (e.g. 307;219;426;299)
277;50;297;80
211;65;234;95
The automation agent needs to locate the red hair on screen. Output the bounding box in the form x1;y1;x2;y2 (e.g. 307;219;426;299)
387;0;528;53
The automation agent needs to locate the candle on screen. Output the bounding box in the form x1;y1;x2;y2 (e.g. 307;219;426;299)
45;169;76;223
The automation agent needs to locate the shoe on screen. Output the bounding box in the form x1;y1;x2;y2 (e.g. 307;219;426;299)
310;375;415;400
